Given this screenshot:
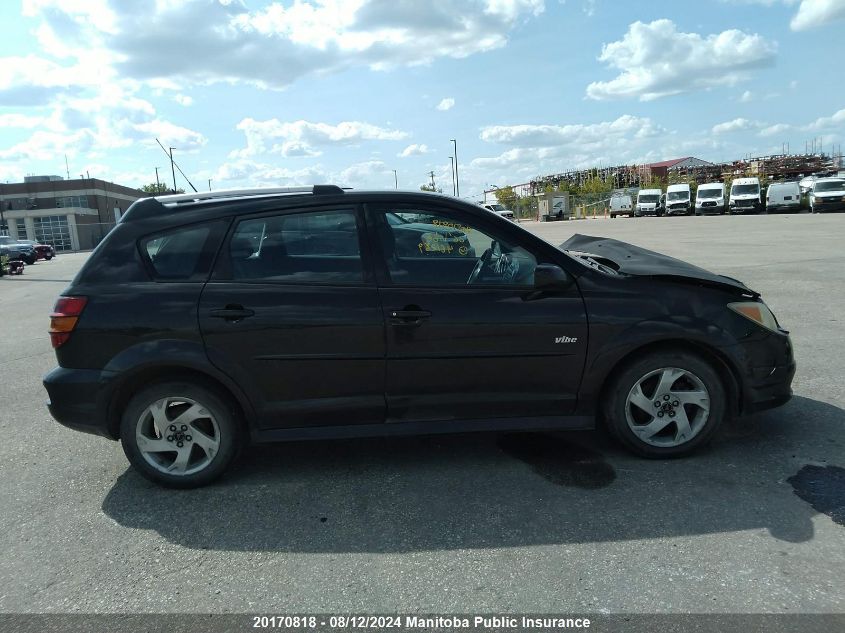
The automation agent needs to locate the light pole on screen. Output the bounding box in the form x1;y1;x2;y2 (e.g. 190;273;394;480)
208;179;212;192
392;169;398;189
450;139;460;197
449;156;456;196
169;147;177;193
155;167;161;193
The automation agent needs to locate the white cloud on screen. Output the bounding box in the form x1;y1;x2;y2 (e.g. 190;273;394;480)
712;118;760;134
791;0;845;30
232;118;409;158
806;107;845;130
174;94;193;106
740;90;754;102
759;123;792;137
399;143;430;157
0;113;44;128
436;97;455;111
480;114;665;147
21;0;546;90
586;20;777;101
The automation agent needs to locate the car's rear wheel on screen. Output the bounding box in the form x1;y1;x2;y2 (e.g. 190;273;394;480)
603;351;727;458
120;381;241;488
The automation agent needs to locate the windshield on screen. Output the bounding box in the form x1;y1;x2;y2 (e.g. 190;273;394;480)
731;184;760;196
697;188;721;199
814;180;845;192
667;191;689;201
638;195;659;203
486;203;505;211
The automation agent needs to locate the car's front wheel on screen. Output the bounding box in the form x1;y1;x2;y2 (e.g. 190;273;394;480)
120;381;241;488
603;351;727;458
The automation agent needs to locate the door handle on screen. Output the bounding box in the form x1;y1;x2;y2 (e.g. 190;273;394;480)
389;309;432;325
209;306;255;321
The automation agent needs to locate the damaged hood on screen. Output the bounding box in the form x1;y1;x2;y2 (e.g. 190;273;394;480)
560;234;758;297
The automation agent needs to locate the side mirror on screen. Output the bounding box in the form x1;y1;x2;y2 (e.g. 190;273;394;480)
534;264;573;290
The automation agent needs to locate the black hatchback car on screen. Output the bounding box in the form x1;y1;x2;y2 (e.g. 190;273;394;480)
44;186;795;487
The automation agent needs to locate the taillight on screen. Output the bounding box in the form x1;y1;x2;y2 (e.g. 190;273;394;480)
50;296;87;348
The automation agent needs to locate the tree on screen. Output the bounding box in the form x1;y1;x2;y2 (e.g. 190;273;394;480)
493;185;518;209
140;183;185;194
420;184;442;193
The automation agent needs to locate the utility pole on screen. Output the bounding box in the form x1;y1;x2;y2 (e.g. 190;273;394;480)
428;171;436;190
449;156;456;196
208;179;212;192
64;154;70;180
155;167;161;193
450;139;460;197
392;169;398;189
169;147;177;193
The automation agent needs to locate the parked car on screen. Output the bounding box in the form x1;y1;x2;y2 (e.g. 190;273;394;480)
766;181;802;214
17;239;56;260
44;186;795;487
481;202;516;221
609;194;634;218
809;178;845;213
729;177;763;214
635;189;663;216
665;184;693;216
0;236;36;264
694;183;726;215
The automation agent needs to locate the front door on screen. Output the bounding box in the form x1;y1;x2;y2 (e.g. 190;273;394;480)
199;206;385;430
366;204;588;424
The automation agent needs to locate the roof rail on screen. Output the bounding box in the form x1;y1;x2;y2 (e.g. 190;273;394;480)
154;185;344;206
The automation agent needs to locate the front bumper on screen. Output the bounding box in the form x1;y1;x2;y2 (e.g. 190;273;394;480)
722;330;796;415
44;366;118;440
814;200;845;212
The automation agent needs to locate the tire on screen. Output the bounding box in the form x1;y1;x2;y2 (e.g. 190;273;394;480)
602;350;727;458
45;254;53;260
120;380;242;488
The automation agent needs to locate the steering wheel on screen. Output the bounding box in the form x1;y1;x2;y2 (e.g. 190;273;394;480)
467;247;493;284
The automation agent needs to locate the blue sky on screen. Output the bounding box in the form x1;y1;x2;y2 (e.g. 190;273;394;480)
1;0;843;200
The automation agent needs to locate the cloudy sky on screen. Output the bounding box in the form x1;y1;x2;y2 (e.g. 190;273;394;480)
1;0;843;199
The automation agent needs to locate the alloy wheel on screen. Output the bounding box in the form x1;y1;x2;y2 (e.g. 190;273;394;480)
624;367;711;448
135;396;221;475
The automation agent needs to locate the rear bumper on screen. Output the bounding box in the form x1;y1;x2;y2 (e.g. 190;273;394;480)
43;367;117;440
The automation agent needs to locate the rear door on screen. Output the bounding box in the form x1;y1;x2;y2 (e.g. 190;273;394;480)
366;203;588;424
198;205;386;430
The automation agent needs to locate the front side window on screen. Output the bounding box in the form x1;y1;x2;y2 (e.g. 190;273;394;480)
374;208;537;287
229;208;364;284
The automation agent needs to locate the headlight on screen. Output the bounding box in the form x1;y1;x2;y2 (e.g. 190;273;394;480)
729;301;779;332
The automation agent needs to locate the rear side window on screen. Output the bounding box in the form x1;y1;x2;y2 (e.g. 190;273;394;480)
229;208;365;284
141;222;224;281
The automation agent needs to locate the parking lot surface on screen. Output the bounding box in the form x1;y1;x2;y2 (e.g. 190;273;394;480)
0;213;843;613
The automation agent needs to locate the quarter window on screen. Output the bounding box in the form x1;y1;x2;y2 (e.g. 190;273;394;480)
142;224;214;280
229;209;364;284
375;209;538;287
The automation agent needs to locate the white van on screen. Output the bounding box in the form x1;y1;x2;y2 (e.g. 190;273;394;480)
766;181;801;214
665;183;692;215
609;193;634;218
694;183;726;215
635;188;663;216
809;178;845;213
729;177;762;214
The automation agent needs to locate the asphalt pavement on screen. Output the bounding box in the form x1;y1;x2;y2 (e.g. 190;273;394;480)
0;212;843;614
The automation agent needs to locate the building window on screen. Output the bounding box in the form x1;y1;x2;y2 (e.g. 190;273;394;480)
0;219;8;236
55;196;89;208
34;216;72;252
